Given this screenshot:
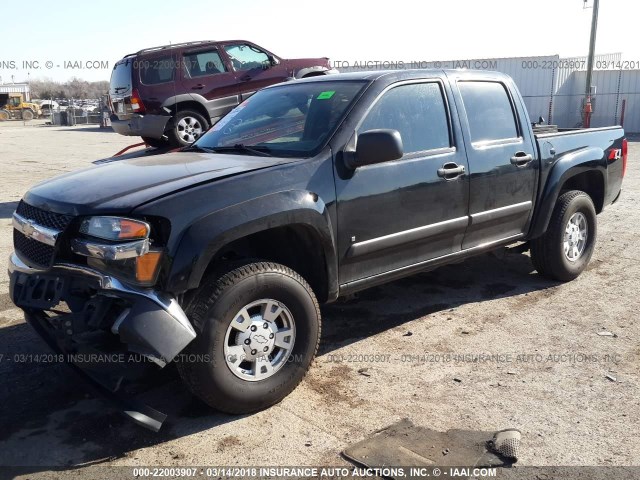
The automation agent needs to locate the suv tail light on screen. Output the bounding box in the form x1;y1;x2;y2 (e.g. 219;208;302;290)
130;89;145;114
622;138;628;178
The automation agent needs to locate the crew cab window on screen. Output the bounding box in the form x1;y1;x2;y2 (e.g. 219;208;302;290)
224;44;270;71
139;56;175;85
458;81;518;143
183;50;227;77
359;82;451;154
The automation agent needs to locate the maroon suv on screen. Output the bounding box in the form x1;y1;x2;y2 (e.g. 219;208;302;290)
109;40;337;147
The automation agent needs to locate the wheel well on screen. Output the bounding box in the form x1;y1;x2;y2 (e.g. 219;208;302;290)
168;101;211;126
559;171;605;213
201;225;329;302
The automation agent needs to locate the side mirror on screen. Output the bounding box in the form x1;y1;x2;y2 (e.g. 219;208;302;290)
347;129;404;169
268;55;279;67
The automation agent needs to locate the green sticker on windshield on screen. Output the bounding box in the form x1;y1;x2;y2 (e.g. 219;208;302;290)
317;90;335;100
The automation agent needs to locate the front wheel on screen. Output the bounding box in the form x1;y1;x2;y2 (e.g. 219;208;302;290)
176;262;321;414
530;190;597;281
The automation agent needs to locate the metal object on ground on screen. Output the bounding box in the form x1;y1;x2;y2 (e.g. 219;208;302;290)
489;429;522;460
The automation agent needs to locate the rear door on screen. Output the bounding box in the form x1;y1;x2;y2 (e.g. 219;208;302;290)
335;78;470;284
221;42;288;101
181;47;241;123
449;75;538;249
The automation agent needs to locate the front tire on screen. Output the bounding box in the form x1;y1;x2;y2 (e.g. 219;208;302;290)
530;190;597;281
177;262;321;414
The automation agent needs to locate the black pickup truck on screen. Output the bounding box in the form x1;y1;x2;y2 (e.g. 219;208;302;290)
9;70;626;429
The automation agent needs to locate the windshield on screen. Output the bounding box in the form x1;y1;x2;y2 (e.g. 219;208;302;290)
194;80;367;157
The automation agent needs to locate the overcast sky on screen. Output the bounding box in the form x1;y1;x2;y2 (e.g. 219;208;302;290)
1;0;637;83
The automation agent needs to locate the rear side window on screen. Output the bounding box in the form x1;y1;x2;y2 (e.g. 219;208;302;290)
139;55;175;85
360;82;451;154
458;81;518;143
184;49;227;77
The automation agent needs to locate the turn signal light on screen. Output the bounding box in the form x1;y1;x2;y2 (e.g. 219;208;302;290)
136;251;162;283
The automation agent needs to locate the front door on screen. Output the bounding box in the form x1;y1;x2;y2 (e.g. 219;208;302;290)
335;80;470;284
222;43;289;101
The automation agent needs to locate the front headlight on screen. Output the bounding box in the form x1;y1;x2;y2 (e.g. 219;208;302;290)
75;216;163;286
79;216;150;241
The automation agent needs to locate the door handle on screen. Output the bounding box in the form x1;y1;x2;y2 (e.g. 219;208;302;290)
510;151;533;166
191;84;205;90
437;162;466;179
240;75;252;82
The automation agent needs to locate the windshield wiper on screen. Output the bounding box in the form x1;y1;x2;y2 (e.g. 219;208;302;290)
208;144;273;157
181;144;217;153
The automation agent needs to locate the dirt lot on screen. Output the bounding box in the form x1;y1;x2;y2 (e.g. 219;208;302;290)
0;122;638;474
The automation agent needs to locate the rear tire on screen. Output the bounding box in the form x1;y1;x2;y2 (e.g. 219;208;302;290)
166;110;208;147
176;261;321;414
530;190;597;281
142;136;169;149
0;109;9;121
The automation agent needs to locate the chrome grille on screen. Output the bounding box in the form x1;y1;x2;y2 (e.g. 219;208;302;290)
13;230;56;268
13;201;73;268
16;201;73;231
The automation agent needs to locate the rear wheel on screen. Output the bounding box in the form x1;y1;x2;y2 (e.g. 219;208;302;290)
0;109;9;121
142;136;169;149
166;110;208;147
530;190;597;281
176;261;321;414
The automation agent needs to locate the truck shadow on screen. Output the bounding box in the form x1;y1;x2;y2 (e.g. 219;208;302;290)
0;249;557;468
0;201;19;219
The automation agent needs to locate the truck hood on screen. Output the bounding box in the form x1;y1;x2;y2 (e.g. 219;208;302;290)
23;151;298;216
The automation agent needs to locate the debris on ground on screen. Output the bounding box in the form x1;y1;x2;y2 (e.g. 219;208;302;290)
403;331;413;337
597;331;617;337
358;368;371;377
605;374;617;382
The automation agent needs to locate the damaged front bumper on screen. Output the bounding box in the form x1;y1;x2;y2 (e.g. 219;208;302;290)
8;252;196;430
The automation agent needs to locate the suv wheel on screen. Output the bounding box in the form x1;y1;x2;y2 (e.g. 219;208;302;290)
176;261;321;414
530;190;597;281
166;110;208;147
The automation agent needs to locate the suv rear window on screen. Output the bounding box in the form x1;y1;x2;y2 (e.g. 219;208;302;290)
139;56;175;85
183;49;227;77
110;60;132;94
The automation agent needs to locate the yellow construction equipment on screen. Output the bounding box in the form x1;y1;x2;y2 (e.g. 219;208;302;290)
0;93;41;121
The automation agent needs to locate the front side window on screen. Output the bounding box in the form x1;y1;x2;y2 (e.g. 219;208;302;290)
195;81;367;157
359;82;451;155
458;81;519;143
224;44;270;71
139;55;175;85
184;49;227;78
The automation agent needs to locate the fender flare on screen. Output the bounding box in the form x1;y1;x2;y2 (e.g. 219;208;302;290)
529;146;606;238
166;190;338;299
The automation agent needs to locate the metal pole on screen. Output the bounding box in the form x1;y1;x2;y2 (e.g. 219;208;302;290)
584;0;600;127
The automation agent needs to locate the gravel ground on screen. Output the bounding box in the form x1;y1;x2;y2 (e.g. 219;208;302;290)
0;123;638;475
